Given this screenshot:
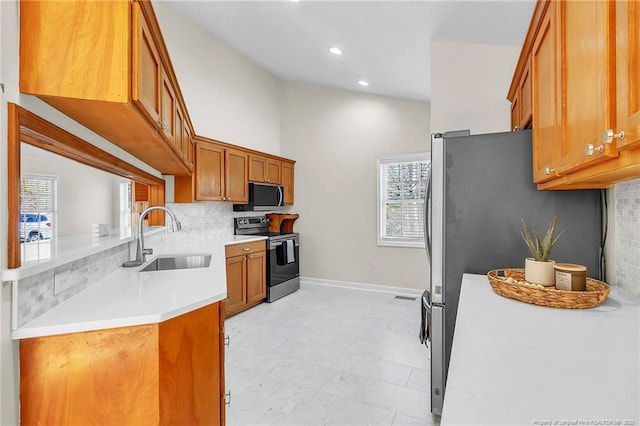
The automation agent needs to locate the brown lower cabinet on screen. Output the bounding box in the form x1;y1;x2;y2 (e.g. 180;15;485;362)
20;302;226;426
225;240;266;318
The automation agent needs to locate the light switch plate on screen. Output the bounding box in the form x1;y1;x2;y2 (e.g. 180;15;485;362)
54;270;73;295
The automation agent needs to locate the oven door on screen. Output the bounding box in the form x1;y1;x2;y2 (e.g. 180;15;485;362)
268;239;299;286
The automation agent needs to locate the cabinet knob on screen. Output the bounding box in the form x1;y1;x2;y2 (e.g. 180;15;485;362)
544;167;555;175
585;143;604;156
602;129;624;145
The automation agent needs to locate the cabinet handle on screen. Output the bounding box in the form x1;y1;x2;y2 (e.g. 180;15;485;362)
513;126;519;131
243;247;251;251
585;143;604;156
224;335;230;347
602;129;624;144
544;167;555;175
225;391;231;406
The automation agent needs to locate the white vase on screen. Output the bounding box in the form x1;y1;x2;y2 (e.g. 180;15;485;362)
524;258;556;286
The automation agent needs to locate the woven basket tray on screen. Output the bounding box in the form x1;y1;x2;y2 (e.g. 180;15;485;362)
487;269;610;309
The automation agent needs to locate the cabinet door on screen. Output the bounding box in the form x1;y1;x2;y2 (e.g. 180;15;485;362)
175;106;184;155
159;303;221;424
248;155;267;182
266;159;282;184
183;124;194;169
225;149;249;203
510;91;520;131
225;255;247;315
557;0;617;174
282;161;295;205
132;3;161;126
195;142;225;201
160;69;177;144
616;0;640;150
246;251;266;305
531;4;560;183
519;59;532;129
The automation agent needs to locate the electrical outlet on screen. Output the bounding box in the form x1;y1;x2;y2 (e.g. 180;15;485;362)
54;270;73;295
370;258;376;268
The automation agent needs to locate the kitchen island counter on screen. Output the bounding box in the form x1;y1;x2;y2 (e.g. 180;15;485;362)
441;273;640;425
11;234;267;340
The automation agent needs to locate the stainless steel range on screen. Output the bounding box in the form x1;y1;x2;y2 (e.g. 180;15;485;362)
234;216;300;302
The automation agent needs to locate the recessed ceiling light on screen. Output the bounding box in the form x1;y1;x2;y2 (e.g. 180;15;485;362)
290;0;300;2
329;47;342;55
358;80;369;87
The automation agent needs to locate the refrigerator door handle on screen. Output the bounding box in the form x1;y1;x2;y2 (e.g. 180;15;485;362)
424;171;432;265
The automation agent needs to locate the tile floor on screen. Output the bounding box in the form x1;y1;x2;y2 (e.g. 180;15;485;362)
225;283;438;425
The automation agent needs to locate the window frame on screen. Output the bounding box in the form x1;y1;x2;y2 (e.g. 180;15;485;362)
376;152;431;248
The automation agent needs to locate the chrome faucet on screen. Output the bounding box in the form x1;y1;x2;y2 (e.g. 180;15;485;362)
123;206;182;267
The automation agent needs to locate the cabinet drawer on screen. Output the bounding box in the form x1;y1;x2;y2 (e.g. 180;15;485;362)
225;240;265;258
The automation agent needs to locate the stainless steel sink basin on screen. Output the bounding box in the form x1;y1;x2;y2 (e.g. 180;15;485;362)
139;254;212;272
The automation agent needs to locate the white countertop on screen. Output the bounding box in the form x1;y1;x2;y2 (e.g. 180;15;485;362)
11;234;267;340
442;273;640;425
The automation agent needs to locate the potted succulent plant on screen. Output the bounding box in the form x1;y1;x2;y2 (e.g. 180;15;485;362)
521;216;564;286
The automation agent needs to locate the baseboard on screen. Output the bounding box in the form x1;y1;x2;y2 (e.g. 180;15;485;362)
300;276;424;298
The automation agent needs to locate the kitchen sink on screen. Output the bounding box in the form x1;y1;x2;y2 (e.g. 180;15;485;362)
139;254;212;272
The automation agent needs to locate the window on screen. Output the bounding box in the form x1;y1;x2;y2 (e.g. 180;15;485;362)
21;174;58;261
377;153;431;248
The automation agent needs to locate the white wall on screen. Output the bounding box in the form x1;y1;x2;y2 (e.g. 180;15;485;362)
154;2;281;156
280;81;431;290
430;41;520;134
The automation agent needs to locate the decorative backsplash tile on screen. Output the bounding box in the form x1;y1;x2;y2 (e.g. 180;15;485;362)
614;179;640;298
17;244;130;326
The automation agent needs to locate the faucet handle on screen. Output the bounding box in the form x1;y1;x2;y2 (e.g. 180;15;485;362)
143;248;153;255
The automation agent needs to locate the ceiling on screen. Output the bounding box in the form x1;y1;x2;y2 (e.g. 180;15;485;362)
161;0;536;102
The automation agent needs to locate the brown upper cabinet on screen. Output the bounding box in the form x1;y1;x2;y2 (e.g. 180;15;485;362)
509;0;640;189
19;0;194;176
176;138;296;205
249;155;282;184
175;137;249;203
281;161;295;205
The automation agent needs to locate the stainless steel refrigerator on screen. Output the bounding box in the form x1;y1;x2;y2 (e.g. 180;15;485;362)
423;129;602;416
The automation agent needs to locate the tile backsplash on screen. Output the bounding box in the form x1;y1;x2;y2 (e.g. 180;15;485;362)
614;179;640;298
17;244;130;326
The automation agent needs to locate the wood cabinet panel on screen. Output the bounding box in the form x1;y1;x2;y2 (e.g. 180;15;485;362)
20;303;224;425
519;60;532;128
248;155;267;182
225;255;247;316
195;142;225;201
225;149;249;203
282;161;295;205
160;68;177;144
266;159;282;184
557;0;617;174
616;0;640;150
19;1;130;102
531;5;559;183
249;155;282;184
133;3;161;125
224;241;266;318
159;303;221;424
246;251;267;304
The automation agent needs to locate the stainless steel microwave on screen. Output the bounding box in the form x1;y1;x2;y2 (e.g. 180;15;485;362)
233;183;284;211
